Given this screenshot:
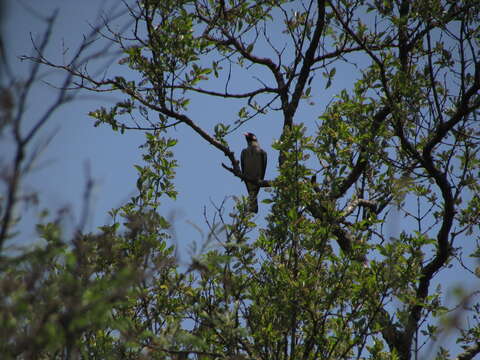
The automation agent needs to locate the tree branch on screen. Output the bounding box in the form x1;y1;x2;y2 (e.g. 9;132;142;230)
456;342;480;360
0;11;64;251
342;198;377;218
167;84;279;99
330;107;390;199
221;163;270;188
405;60;480;345
423;61;480;158
283;0;326;131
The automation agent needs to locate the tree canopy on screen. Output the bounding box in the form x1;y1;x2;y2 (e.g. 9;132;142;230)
1;0;480;359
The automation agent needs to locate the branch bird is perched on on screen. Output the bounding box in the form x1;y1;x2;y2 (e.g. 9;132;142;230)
241;132;267;213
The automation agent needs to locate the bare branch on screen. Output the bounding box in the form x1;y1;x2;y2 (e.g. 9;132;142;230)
221;162;270;188
284;0;326;130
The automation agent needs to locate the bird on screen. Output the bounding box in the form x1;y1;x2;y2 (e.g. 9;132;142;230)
241;132;267;213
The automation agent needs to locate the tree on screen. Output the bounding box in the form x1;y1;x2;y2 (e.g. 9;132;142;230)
2;0;480;359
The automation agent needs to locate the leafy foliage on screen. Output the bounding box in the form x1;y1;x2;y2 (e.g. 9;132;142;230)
2;0;480;359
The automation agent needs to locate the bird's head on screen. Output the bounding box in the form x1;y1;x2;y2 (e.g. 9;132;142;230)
244;132;258;144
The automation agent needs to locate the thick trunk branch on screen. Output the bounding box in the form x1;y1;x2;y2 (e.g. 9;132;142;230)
329;107;390;199
284;0;326;130
456;342;480;360
406;60;480;345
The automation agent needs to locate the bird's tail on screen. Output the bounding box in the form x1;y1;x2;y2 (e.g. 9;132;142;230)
248;191;259;213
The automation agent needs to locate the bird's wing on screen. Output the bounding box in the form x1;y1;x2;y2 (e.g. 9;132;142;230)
260;148;267;180
241;148;246;174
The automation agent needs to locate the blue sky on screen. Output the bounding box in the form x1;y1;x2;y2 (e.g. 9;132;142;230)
2;0;479;357
2;0;338;251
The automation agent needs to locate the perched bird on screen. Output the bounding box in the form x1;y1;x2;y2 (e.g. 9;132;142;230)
241;132;267;213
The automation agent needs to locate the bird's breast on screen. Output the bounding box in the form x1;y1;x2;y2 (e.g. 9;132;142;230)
243;147;265;180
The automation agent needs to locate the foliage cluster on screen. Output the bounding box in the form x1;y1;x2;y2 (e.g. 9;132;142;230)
1;0;480;359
